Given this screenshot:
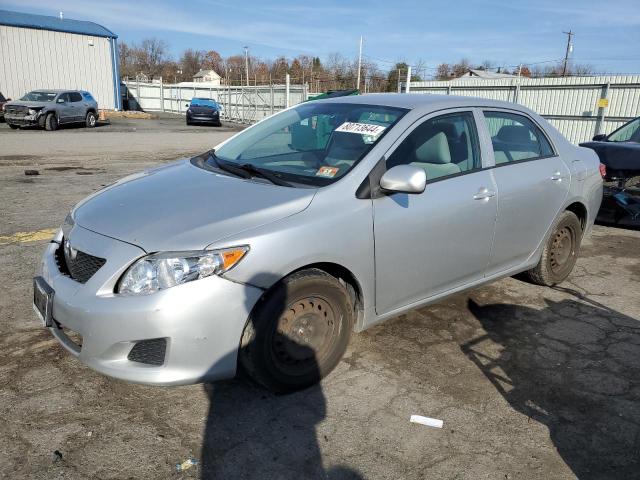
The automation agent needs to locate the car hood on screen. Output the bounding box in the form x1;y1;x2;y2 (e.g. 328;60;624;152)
73;159;316;252
6;100;51;109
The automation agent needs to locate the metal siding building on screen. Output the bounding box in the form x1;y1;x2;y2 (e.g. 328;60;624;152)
0;9;121;110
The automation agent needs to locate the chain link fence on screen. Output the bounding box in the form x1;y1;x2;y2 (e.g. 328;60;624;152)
122;80;308;124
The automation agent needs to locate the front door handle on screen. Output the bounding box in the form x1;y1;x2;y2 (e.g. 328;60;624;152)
473;187;496;201
550;171;567;181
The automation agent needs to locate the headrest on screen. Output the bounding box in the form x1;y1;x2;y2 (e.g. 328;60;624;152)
497;125;531;143
415;132;452;164
326;132;366;160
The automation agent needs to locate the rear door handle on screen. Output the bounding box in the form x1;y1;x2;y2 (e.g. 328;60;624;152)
473;187;496;201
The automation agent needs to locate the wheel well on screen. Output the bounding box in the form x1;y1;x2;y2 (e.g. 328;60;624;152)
291;262;364;325
87;108;97;115
565;202;587;230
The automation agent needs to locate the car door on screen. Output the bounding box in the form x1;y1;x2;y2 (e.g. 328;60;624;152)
482;110;571;276
373;109;498;315
69;92;85;121
56;93;74;123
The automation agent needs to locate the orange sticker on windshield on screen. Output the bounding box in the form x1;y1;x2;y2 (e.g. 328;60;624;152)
316;166;339;178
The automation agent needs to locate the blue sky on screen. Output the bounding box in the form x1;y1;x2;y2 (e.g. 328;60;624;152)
2;0;639;75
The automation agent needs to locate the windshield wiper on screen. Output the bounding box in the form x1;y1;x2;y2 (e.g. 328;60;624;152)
206;150;251;179
234;163;293;187
206;150;291;186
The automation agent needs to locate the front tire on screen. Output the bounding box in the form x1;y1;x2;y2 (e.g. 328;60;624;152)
8;124;19;130
44;113;58;131
239;269;354;393
85;111;97;128
524;210;582;286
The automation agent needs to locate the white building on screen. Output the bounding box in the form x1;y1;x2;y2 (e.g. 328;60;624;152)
192;69;222;85
0;9;121;109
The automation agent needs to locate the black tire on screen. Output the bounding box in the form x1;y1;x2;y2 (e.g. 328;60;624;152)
186;117;192;126
239;269;354;393
44;113;58;131
524;210;582;286
85;111;97;128
8;124;19;130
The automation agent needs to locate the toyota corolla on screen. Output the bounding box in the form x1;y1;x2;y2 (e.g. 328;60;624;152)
34;94;602;392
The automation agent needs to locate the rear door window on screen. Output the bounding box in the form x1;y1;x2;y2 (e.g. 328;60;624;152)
69;92;83;102
483;111;554;164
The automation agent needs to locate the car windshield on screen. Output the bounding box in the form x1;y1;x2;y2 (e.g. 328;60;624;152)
608;118;640;143
212;102;407;186
191;98;218;108
20;91;58;102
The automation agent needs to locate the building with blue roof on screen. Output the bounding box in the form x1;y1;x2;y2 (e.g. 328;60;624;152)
0;9;121;110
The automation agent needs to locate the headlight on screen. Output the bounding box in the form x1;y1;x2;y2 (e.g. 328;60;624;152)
117;246;249;295
28;108;38;115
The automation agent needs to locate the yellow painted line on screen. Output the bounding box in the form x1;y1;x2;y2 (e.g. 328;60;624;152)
0;228;58;245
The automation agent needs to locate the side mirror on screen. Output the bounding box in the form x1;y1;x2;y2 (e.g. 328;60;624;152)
185;103;190;108
592;134;607;141
380;165;426;194
57;98;65;104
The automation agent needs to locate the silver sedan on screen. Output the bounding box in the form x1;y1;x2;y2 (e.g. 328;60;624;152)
34;94;603;392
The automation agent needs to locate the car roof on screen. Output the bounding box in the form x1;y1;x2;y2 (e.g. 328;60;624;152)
27;89;78;94
316;93;535;114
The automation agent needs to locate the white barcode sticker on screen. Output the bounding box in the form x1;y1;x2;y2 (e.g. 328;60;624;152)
335;122;386;137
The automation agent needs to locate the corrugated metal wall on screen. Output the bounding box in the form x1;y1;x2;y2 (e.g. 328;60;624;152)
408;75;640;144
124;81;307;124
0;25;116;109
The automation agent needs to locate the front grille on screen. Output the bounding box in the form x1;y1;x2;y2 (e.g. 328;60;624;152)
128;338;167;366
5;105;28;115
55;240;106;284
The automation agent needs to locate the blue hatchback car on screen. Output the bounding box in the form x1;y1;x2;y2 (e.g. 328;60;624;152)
186;97;222;126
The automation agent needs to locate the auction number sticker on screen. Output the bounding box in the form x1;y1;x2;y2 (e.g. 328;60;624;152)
335;122;386;137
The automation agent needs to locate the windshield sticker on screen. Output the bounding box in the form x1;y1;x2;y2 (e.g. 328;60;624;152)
335;122;386;137
315;166;339;178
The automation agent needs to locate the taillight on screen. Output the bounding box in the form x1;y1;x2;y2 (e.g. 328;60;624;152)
599;163;607;178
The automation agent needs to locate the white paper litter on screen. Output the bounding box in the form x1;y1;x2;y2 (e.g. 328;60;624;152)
410;415;443;428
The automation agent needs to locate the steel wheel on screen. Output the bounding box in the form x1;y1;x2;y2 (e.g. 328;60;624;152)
270;296;338;378
549;225;575;275
524;210;583;286
239;268;354;393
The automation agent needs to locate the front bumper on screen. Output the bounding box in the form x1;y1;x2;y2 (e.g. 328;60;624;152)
37;225;262;385
4;113;39;126
187;113;220;123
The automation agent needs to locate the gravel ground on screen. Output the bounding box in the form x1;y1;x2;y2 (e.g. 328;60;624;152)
0;115;638;480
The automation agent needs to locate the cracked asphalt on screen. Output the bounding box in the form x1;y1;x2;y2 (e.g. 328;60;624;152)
0;115;639;479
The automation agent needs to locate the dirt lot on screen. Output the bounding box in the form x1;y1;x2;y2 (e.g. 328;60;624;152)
0;115;639;480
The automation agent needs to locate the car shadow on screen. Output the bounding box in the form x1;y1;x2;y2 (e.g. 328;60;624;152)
200;274;363;479
461;288;640;479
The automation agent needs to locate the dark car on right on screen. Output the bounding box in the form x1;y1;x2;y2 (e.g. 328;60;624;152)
580;117;640;227
185;98;222;126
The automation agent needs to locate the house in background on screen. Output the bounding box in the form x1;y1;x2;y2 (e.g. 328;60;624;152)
457;69;518;80
192;69;221;85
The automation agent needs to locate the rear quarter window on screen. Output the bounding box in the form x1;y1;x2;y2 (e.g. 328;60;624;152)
81;92;95;102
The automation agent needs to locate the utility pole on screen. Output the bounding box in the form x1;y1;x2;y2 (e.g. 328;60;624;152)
356;36;363;91
562;30;574;76
405;66;412;93
243;46;250;87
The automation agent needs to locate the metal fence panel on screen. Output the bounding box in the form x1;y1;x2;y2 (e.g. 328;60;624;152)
123;81;307;124
408;75;640;143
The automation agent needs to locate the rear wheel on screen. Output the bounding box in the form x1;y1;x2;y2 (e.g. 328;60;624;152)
85;111;97;128
8;124;19;130
44;113;58;131
524;210;582;286
239;269;354;393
